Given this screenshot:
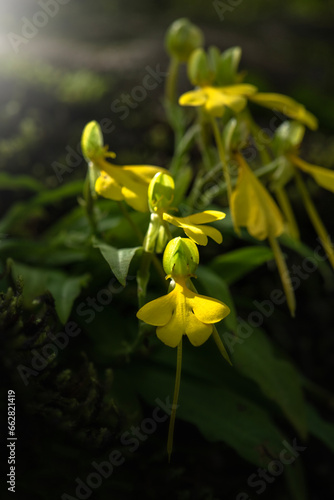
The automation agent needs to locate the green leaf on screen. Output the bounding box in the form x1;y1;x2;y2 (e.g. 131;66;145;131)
93;238;142;286
232;329;307;439
210;245;274;285
11;261;89;323
306;403;334;453
196;265;237;332
0;173;44;192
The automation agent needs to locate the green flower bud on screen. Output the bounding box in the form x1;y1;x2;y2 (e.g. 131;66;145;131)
148;172;175;213
81;121;104;163
188;48;213;86
165;18;204;62
163;237;199;278
272;121;305;155
216;46;242;85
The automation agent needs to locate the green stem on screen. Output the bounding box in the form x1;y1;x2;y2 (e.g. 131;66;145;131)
137;250;153;309
167;339;182;462
210;116;232;204
268;234;296;317
294;170;334;269
83;174;98;236
275;187;300;240
212;326;232;365
165;57;180;104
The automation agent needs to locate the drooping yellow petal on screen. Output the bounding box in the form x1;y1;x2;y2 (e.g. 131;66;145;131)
163;212;223;245
178;210;226;224
179;88;207;107
249;93;318;130
190;293;230;324
95;172;123;201
290;155;334;193
96;161;165;212
136;289;175;326
231;155;284;240
205;87;247;115
222;84;258;96
185;315;213;346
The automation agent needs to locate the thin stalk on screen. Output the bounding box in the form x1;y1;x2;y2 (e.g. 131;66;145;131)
294;170;334;269
268;234;296;317
165;57;180;105
137;250;153;309
83;174;98;236
275;187;300;240
212;326;232;365
210;116;232;204
167;339;182;462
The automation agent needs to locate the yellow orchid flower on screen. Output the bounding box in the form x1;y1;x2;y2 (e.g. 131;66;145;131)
137;237;231;461
162;210;225;245
179;83;257;117
231;154;296;315
248;93;318;130
231;155;284;240
137;277;230;348
95;161;166;213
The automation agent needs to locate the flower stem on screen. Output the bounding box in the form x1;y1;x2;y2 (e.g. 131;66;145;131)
294;170;334;269
275;187;300;240
83;174;98;236
165;57;180;104
137;250;153;309
210;116;232;204
212;326;232;365
268;234;296;317
167;339;182;462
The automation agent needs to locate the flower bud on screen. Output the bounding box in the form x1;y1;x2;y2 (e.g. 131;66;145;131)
272;121;305;155
188;48;213;86
163;237;199;278
216;46;242;85
148;172;175;213
165;18;204;62
81;121;104;163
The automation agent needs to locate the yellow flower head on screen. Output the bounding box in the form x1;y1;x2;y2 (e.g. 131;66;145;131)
137;237;230;347
163;210;225;245
95;163;166;213
231;154;284;240
179;84;257;117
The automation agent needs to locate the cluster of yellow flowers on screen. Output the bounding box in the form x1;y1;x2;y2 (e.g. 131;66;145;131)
81;18;334;459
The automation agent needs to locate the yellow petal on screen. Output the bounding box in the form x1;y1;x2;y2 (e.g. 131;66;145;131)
136;289;176;326
185;315;213;347
205;87;246;114
179;89;207;107
95;172;123;201
199;225;223;244
179;210;226;224
290;155;334;194
231;155;284;240
190;293;230;324
249;93;318;130
183;225;208;246
221;84;258;96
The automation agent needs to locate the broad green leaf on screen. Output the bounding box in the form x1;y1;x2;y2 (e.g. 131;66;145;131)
0;173;44;192
306;403;334;453
93;238;142;286
196;265;237;332
210;245;274;285
11;261;89;323
232;329;307;439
